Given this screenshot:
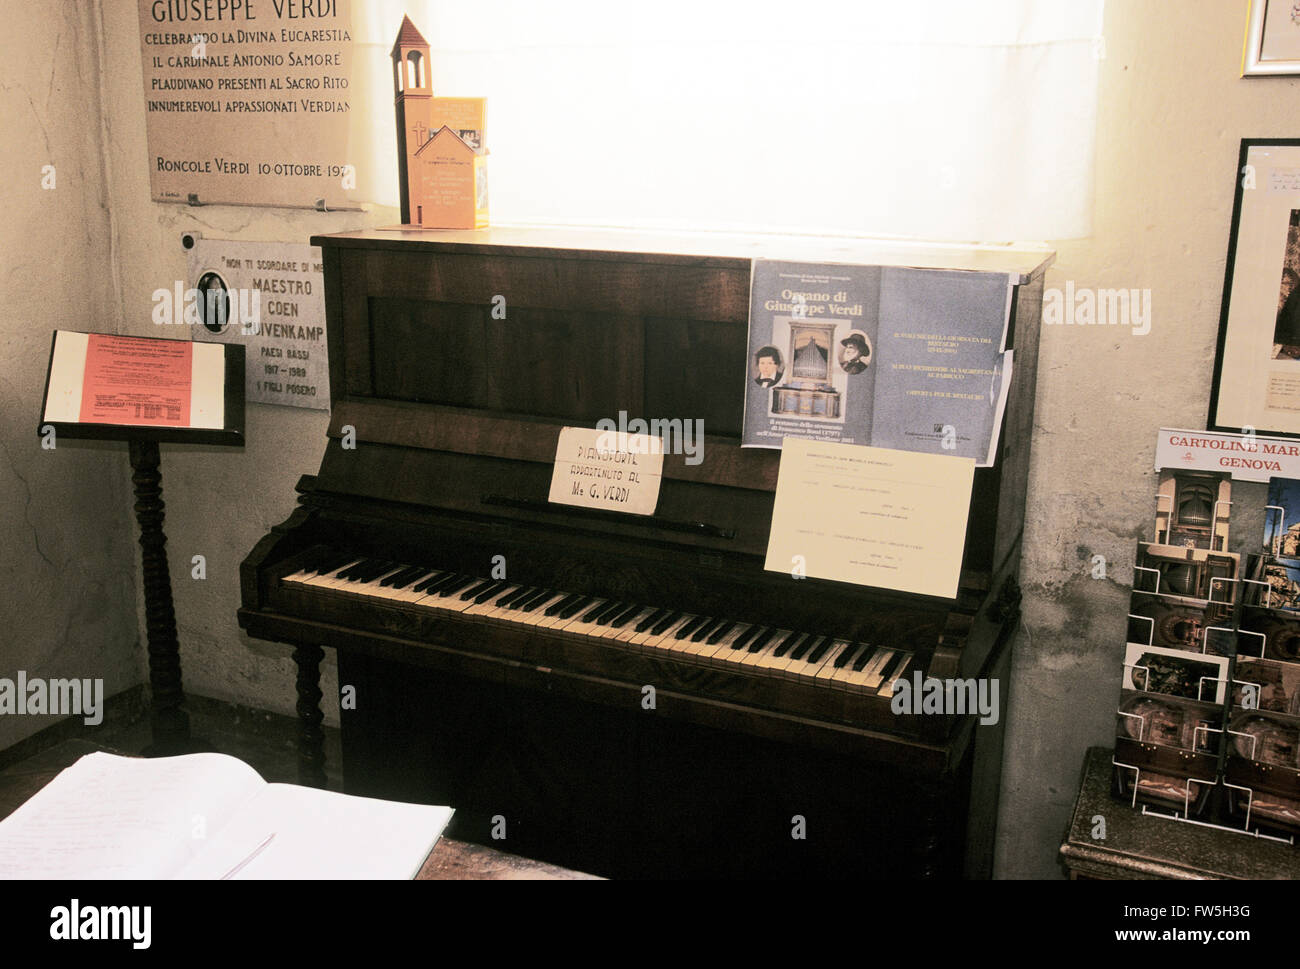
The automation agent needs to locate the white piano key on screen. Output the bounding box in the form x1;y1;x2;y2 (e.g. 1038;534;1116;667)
462;582;524;618
613;606;659;645
286;559;364;590
856;648;895;691
344;566;421;601
764;632;811;678
550;598;611;636
485;586;542;618
787;639;844;685
735;628;781;668
386;571;448;603
678;620;734;660
658;615;709;656
641;614;699;653
829;642;870;690
520;592;571;628
626;610;678;648
703;624;758;668
875;654;912;697
837;645;884;694
412;577;483;614
749;629;797;672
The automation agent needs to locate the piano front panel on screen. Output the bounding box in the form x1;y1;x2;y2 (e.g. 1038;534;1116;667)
367;296;648;421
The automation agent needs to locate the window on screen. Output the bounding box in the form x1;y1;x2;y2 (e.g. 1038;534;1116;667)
352;1;1105;241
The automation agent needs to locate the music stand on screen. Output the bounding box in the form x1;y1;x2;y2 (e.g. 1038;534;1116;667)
38;330;245;756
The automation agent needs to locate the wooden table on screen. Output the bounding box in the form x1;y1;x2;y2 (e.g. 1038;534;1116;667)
1060;746;1300;879
0;739;598;880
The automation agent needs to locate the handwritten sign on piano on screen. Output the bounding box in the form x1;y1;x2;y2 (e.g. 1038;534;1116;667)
548;426;665;516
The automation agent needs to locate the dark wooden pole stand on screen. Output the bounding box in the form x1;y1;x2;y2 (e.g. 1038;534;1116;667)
37;332;246;759
129;439;199;756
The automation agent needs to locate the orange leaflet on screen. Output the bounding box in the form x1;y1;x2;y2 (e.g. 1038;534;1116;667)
78;334;193;427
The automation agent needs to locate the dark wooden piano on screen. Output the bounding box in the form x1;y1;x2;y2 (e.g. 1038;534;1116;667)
238;227;1053;878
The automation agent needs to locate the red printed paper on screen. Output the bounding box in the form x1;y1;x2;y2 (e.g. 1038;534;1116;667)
78;334;193;427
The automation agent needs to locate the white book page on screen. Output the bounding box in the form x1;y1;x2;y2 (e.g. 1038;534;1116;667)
176;784;453;880
0;753;265;880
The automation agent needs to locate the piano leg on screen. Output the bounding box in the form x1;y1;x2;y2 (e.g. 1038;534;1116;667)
293;643;328;788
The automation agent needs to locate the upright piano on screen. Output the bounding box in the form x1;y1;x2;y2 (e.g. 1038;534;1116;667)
238;228;1052;878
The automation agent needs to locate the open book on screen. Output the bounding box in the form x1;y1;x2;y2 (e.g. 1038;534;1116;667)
0;752;453;879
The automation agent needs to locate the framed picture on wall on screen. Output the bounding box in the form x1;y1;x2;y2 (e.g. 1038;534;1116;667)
1243;0;1300;75
1209;140;1300;437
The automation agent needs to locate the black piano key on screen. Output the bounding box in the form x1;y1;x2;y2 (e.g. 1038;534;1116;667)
382;565;424;588
675;616;707;639
545;593;582;617
353;560;396;583
336;558;373;581
730;625;761;650
609;603;643;628
325;556;361;577
691;618;722;643
787;634;814;661
557;596;594;619
438;576;477;597
518;589;557;611
473;581;510;603
773;630;803;658
650;612;682;636
746;627;777;653
497;586;535;609
580;600;610;622
593;601;627;625
874;651;904;685
636;608;668;632
408;573;439;594
509;588;545;610
415;572;459;594
459;580;496;601
804;637;831;663
489;585;525;607
852;644;875;672
705;621;736;645
389;568;431;590
832;643;862;669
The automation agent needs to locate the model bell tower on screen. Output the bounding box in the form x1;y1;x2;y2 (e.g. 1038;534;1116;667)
392;15;432;226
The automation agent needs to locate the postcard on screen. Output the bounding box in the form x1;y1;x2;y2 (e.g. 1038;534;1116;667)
1122;643;1229;704
1265;476;1300;564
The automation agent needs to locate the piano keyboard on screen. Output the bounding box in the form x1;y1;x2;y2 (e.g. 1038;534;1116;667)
281;550;911;697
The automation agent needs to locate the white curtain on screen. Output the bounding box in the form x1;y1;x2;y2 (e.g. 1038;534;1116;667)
345;0;1104;242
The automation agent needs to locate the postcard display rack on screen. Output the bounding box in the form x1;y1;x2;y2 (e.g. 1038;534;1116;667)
1113;468;1300;844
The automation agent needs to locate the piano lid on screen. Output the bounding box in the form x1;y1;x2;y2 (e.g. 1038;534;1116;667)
312;225;1056;284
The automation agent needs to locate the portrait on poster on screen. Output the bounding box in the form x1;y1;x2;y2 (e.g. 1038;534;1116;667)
1209;140;1300;436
